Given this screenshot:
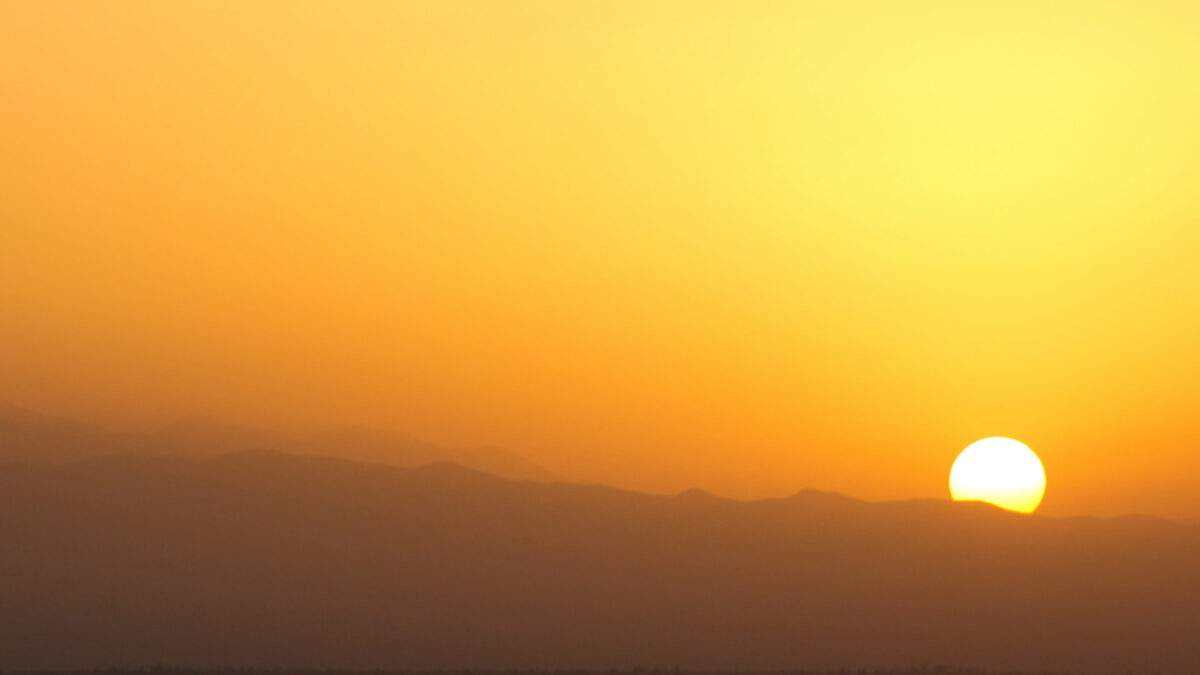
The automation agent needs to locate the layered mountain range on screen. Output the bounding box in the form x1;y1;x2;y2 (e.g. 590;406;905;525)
0;405;1197;673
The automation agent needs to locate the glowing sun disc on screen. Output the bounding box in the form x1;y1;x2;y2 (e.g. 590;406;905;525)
949;437;1046;514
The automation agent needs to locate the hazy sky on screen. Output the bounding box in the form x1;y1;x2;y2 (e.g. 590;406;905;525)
4;1;1200;517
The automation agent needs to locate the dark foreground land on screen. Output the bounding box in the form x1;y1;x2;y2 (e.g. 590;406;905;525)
3;671;1104;675
2;449;1197;673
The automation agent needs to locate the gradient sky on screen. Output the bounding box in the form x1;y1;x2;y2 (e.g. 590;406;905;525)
4;1;1200;518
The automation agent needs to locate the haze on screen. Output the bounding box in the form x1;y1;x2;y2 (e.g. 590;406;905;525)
4;1;1200;518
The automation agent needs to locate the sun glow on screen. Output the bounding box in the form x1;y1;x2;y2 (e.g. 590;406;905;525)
949;437;1046;514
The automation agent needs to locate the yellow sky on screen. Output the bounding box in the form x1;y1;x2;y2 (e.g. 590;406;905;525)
4;1;1200;517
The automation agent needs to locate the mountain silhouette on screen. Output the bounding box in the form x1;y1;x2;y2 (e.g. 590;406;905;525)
149;415;296;457
0;450;1195;673
0;403;141;463
0;403;558;482
297;426;558;483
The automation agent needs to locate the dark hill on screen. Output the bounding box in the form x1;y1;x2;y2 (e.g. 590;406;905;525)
0;403;558;482
0;451;1196;672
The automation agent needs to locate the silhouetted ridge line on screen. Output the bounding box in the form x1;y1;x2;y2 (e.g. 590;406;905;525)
0;402;559;482
0;450;1196;673
3;670;1094;675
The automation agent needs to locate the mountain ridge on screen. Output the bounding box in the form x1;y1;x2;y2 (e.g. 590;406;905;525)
0;449;1196;672
0;402;559;483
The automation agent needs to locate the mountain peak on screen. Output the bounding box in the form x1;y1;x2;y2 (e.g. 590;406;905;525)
676;487;720;500
0;454;1195;673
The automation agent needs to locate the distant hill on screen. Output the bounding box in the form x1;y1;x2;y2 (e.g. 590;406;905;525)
10;670;1092;675
0;451;1195;673
0;403;559;482
0;403;143;464
297;426;558;483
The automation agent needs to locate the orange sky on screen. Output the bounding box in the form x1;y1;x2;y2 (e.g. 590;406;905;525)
4;1;1200;518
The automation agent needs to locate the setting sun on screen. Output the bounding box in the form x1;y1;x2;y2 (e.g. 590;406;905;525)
949;437;1047;514
6;1;1200;672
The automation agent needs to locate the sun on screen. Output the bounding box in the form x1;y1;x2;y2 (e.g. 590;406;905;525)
949;437;1046;514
